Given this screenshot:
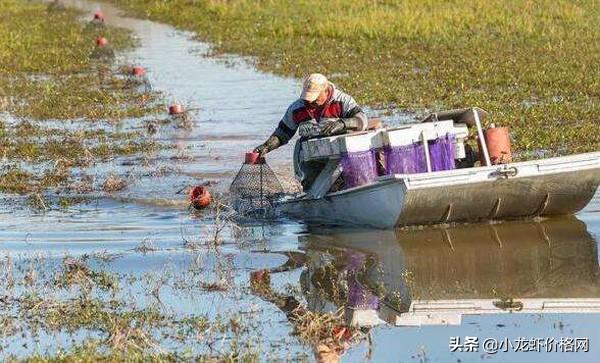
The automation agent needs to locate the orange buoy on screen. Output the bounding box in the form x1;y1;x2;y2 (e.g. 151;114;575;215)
96;37;108;47
481;125;512;165
132;66;146;77
93;11;105;21
169;104;184;115
189;186;212;209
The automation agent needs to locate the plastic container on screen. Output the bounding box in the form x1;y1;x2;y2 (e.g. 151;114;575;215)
189;186;212;209
302;130;384;161
481;126;512;165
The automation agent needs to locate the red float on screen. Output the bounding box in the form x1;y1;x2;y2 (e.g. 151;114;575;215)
93;11;105;21
131;66;146;77
168;104;184;115
189;186;212;210
96;37;108;47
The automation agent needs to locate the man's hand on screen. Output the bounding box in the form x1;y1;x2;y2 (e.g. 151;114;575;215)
298;121;321;138
253;135;281;157
320;119;346;136
253;143;270;157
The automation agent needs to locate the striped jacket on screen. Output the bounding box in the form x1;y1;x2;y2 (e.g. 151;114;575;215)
272;84;366;144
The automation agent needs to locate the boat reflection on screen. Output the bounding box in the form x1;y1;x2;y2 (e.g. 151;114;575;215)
298;216;600;327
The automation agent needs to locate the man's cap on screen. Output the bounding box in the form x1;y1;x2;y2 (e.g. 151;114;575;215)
300;73;329;102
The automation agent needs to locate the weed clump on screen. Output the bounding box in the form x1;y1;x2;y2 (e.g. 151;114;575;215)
0;167;31;194
102;173;128;192
56;256;119;292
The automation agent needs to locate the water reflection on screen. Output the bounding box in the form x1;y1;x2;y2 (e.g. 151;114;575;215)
297;217;600;327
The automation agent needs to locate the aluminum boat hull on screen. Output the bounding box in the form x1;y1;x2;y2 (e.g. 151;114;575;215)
276;152;600;228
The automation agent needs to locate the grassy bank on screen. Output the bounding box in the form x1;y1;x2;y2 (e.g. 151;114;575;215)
0;1;163;198
108;0;599;155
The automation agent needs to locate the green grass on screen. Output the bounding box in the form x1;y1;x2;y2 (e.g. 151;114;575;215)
0;0;163;196
0;2;131;75
108;0;599;154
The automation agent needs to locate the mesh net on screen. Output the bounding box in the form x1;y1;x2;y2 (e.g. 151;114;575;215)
385;134;456;174
229;161;285;214
384;143;427;174
429;133;456;171
340;149;379;188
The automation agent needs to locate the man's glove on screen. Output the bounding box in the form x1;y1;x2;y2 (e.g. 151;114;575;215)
320;119;346;136
298;121;321;138
253;135;281;157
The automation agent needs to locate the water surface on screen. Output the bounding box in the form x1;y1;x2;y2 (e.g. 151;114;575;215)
1;1;599;361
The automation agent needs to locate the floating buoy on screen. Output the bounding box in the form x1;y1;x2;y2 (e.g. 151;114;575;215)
96;37;108;47
244;152;265;165
131;66;146;77
93;11;105;22
169;104;184;115
189;186;212;210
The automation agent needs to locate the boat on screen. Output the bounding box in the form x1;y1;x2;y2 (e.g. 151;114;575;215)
275;108;600;228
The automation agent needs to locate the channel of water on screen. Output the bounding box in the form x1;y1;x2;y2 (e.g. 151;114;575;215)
1;1;599;360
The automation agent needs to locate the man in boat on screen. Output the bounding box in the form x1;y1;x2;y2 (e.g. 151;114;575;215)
254;73;368;190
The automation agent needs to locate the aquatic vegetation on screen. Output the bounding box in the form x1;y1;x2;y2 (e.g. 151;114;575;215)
56;256;119;293
0;1;165;197
250;268;364;359
0;246;266;361
0;167;31;194
102;173;128;192
109;0;600;154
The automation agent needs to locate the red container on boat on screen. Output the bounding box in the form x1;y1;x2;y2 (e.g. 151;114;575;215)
245;152;264;165
96;37;108;47
132;66;146;76
479;125;512;165
93;11;105;21
169;104;184;115
189;186;212;209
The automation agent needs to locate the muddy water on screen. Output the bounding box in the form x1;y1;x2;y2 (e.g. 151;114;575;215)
1;1;600;361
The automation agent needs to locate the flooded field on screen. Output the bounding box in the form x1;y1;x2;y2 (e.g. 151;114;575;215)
1;1;600;361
